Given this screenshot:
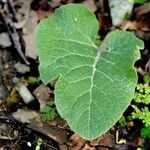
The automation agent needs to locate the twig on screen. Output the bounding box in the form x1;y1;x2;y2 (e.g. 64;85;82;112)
0;135;15;140
4;17;30;65
136;67;145;76
94;144;118;150
3;1;30;64
7;0;17;21
145;58;150;71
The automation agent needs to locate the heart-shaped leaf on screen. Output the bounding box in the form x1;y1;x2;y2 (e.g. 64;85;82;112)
35;4;144;140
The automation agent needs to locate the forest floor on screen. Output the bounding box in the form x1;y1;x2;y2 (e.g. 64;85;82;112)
0;0;150;150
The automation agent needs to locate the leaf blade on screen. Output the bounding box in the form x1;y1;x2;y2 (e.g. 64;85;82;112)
35;4;99;84
35;4;144;140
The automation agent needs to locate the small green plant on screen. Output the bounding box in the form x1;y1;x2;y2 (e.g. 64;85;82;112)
35;4;144;139
28;76;41;84
134;84;150;104
35;138;42;150
130;74;150;139
141;126;150;138
131;75;150;125
40;101;57;122
132;106;150;126
134;0;148;4
118;116;128;127
144;74;150;84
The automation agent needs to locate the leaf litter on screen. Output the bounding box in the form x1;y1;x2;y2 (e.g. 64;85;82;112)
0;0;150;149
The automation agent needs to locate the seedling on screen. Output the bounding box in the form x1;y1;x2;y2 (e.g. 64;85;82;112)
40;101;57;122
134;83;150;104
35;4;144;140
132;106;150;127
141;126;150;138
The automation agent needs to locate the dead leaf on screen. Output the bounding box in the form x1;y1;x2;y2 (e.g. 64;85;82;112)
69;134;86;150
33;84;52;110
82;0;97;12
23;10;38;59
27;119;70;144
12;109;39;123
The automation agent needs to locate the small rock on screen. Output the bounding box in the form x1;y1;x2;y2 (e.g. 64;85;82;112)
1;0;7;3
109;0;134;26
14;62;30;74
16;83;34;104
0;32;11;48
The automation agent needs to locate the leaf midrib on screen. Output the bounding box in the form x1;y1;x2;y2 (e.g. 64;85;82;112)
87;41;105;136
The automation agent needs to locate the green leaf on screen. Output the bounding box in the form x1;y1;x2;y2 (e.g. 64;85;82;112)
118;116;128;127
141;126;150;138
134;0;148;4
35;4;144;140
132;106;150;127
40;101;57;122
134;84;150;104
